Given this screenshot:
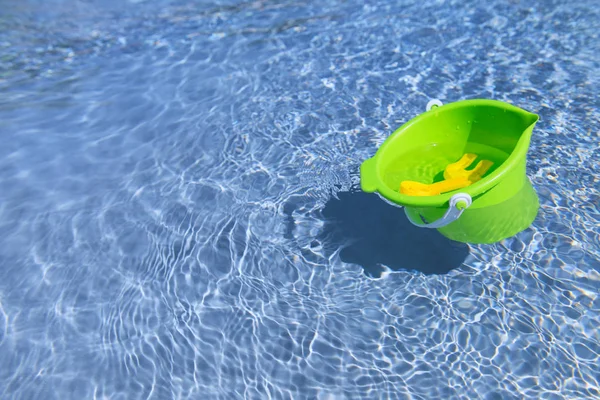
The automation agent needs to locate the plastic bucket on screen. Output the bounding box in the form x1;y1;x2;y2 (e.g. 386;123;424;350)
360;99;539;244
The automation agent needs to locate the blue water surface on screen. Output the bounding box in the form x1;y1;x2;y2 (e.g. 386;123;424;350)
1;0;599;399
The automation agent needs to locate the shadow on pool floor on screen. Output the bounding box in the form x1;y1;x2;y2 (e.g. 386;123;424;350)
318;190;470;278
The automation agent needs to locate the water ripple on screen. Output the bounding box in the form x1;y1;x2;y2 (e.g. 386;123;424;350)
0;0;599;399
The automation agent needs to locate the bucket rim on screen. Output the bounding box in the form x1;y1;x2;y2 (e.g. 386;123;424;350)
360;98;539;208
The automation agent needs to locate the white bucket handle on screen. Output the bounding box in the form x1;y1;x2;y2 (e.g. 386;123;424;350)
405;193;472;229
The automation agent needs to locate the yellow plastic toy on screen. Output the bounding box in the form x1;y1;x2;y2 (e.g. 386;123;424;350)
400;154;493;196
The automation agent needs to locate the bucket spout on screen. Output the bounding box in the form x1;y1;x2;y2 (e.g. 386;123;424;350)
515;107;539;142
523;110;539;127
464;102;539;158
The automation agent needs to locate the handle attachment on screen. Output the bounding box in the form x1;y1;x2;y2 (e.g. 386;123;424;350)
405;193;472;229
426;99;443;111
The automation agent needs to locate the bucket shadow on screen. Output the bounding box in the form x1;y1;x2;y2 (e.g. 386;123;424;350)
318;190;470;277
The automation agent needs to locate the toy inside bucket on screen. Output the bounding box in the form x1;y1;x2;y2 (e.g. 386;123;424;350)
360;99;539;244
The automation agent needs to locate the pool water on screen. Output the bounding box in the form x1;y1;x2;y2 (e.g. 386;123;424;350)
1;0;599;399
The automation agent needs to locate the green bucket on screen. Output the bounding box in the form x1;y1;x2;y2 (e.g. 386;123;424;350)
360;99;540;244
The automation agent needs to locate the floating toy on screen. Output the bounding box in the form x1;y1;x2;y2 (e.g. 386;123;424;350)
360;99;540;244
399;153;493;196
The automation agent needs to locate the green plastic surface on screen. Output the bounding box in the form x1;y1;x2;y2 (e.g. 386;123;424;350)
360;99;540;244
